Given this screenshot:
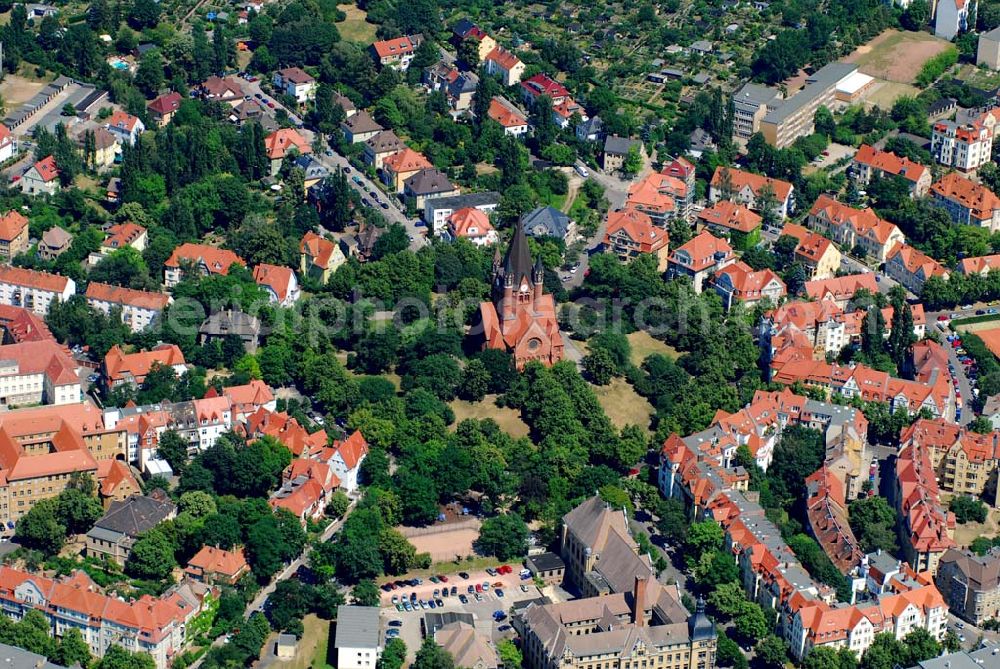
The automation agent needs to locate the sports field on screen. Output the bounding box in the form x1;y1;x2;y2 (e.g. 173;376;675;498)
843;30;951;84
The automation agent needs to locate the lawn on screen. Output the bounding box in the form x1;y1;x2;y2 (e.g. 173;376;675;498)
591;377;654;432
940;492;1000;547
843;29;952;84
957;63;1000;90
337;4;377;44
864;81;921;110
626;331;680;366
449;394;531;438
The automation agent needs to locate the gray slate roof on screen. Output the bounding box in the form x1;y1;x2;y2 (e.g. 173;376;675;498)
89;493;175;540
404;168;456;196
335;605;381;649
603;135;640;156
522;206;571;240
0;642;68;669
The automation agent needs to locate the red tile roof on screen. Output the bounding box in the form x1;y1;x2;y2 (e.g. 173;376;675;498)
604;208;668;253
448;207;494;239
931;172;1000;223
85;282;169;311
485;46;521;70
108;110;141;134
0;265;71;292
487;97;527;128
253;263;296;303
187;545;249;578
300;231;338;270
264;128;312;161
102;222;146;250
697;200;761;233
0;211;27;242
710;166;792;201
147;92;182;116
521;73;570;101
164;243;245;275
853;144;928;185
382;148;432;174
30;156;59;183
668;230;733;272
804;274;878;303
104;344;186;385
372;35;417;59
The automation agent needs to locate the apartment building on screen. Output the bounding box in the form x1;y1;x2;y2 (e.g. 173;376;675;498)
299;231;346;284
484;46;525;86
896;439;957;575
603;208;669;271
712;262;786;310
0;565;211;668
86;492;177;565
731;82;784;141
667;231;735;293
708;166;794;219
956;253;1000;275
758;63;859;148
335;606;382;669
803;274;878;309
85;282;170;333
487;96;529;136
0;211;28;261
697;200;762;250
930;172;1000;231
163;243;245;288
885;243;950;295
626;170;690;224
103;344;187;389
371;35;420;70
0;339;81;405
899;418;1000;506
851;145;931;197
0;265;75;315
807;195;905;262
272;67;316;103
781;223;842;280
936;549;1000;626
930;110;1000;172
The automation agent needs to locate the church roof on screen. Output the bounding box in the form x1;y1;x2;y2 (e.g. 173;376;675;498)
502;222;534;289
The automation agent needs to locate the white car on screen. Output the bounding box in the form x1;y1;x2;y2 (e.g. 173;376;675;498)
575;165;589;178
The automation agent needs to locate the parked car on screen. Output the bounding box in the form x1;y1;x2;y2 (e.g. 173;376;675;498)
435;598;444;607
496;589;505;598
459;572;470;579
486;568;498;576
459;594;468;604
498;625;512;632
388;620;403;627
439;575;449;582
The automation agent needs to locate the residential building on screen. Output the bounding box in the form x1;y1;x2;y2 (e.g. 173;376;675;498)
163;243;245;287
37;226;71;261
0;339;81;405
935;0;975;40
253;263;300;306
757;63;860;148
270;457;341;522
243;407;328;459
96;459;140;505
551;97;586;129
696;200;762;250
0;566;207;668
713;262;786;310
0;125;16;163
602;135;642;172
731;82;784;141
445;70;479;112
371;35;420;70
208;379;275;422
363;130;406;170
103;344;187;389
484;46;525;86
628;161;695;223
978;26;1000;69
0;210;28;261
200;75;244;101
522;206;574;244
667;231;735;293
86;492;177;565
21;155;60;196
930;109;1000;172
382;148;432;192
0;304;54;344
896;439;956;575
404;168;459;209
452;20;497;61
885;243;949;294
264;128;311;176
936;548;1000;626
956;253;1000;275
332;91;356;118
101;222;148;254
906;649;1000;668
803;274;878;308
185;545;250;585
898;418;1000;506
807;195;905;262
576;115;603;142
0;642;67;669
294;154;329;193
85;282;169;333
147;92;182;127
476;224;563;369
79;127;118;168
520;73;570;106
425;192;500;235
335;606;382;669
931;172;1000;231
805;466;863;573
603;208;669;271
435;622;498;669
199;309;266;353
781;222;843;280
341;110;383;144
272;67;316;103
446;207;498;246
487;96;529;136
0;265;75;315
300;231;346;284
106;110;144;146
708;166;794;219
851;145;931;197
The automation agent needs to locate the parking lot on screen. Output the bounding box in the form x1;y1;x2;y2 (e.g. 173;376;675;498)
378;567;542;661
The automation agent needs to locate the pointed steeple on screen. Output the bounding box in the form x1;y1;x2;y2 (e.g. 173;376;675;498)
503;221;534;290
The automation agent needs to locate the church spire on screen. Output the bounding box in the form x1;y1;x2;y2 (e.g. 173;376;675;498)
503;221;534;290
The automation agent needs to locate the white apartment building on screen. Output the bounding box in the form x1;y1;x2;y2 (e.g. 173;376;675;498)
0;266;75;315
335;606;382;669
85;282;170;333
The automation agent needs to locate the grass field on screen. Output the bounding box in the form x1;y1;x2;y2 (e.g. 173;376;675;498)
449;394;530;438
843;29;951;84
865;81;922;109
626;331;680;366
337;4;377;44
591;377;654;431
957;63;1000;90
269;615;332;669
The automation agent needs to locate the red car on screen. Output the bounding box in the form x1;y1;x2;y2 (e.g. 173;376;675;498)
497;565;512;575
937;315;950;321
438;575;449;583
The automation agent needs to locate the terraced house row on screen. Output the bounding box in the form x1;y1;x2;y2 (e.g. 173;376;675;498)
658;388;947;661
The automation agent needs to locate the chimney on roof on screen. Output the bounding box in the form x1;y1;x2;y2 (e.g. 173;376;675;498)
632;575;647;626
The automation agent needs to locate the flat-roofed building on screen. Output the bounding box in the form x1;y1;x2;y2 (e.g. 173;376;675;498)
759;63;859;148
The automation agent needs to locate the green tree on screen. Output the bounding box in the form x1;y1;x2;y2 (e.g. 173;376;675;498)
951;495;988;523
623;144;643;175
327;491;351;518
848;496;899;553
126;529;177;581
56;487;103;535
733;601;770;642
476;513;529;561
707;582;747;621
156;429;190;475
134;48;164;96
716;632;747;669
802;646;858;669
498;639;522;668
685;520;723;563
458;359;491;402
16;498;66;555
179;490;217;519
96;643;156;669
352;579;382;606
54;628;92;667
413;636;455;669
379;638;408;669
583;348;616;385
755;635;789;669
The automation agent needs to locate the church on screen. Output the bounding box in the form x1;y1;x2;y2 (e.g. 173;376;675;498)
477;223;564;369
